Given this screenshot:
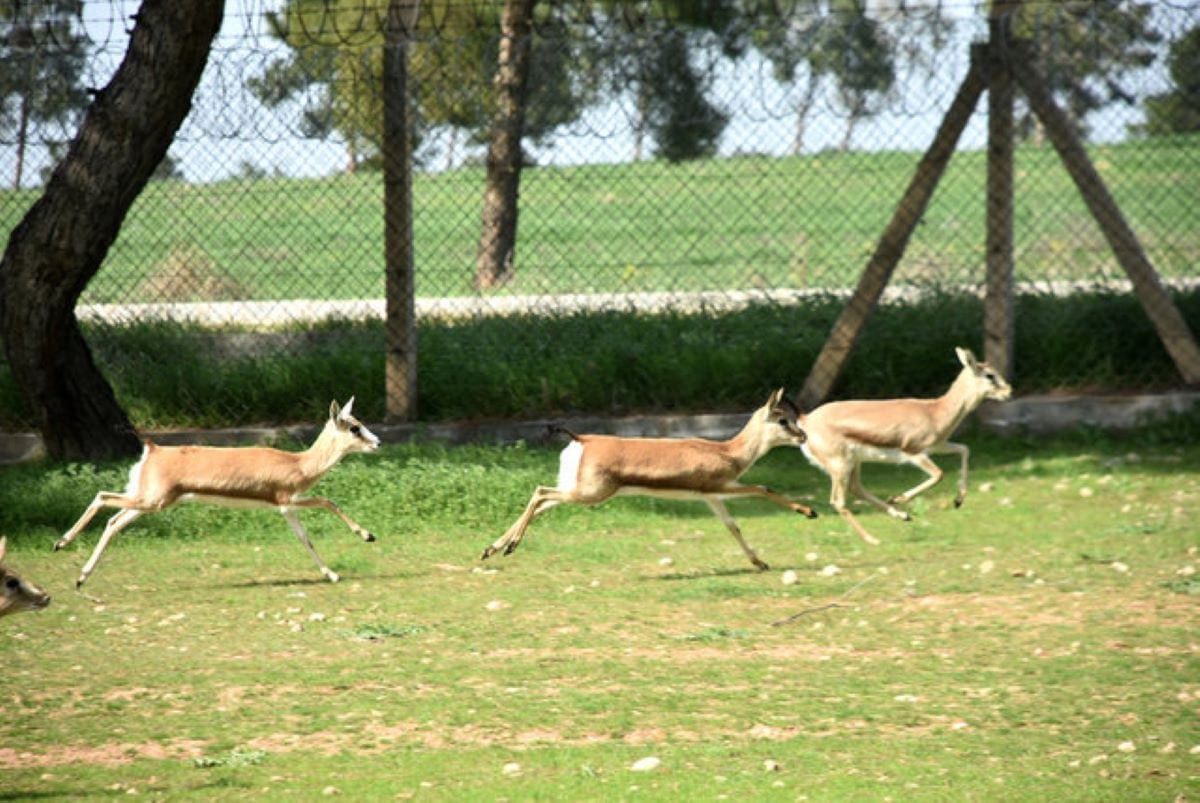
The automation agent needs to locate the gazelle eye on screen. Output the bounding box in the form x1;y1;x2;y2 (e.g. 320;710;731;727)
5;578;18;591
350;425;362;436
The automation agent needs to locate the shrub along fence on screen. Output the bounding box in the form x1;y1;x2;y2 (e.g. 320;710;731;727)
1;1;1198;432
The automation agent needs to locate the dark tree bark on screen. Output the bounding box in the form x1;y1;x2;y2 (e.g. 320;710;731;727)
474;0;534;290
0;0;225;460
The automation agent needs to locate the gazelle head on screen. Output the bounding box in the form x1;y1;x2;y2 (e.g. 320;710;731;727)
956;347;1013;404
328;397;381;454
0;537;52;619
757;388;807;448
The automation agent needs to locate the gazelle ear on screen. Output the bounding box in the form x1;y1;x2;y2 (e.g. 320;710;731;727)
0;536;6;562
329;400;341;421
956;347;979;372
767;388;784;408
340;396;355;419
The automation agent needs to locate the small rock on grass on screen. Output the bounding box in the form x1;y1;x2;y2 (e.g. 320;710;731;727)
630;756;660;772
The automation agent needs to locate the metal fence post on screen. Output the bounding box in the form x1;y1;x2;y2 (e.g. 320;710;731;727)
383;0;421;422
985;6;1016;380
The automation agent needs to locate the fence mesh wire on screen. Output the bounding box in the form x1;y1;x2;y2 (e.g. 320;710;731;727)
2;0;1198;430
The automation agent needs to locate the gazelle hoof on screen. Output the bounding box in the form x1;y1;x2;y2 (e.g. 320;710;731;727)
954;498;965;509
324;571;340;583
54;540;67;551
364;532;376;542
753;560;770;571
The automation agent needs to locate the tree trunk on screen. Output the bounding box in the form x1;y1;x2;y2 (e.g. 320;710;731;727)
0;0;224;460
840;99;864;152
474;0;534;290
790;77;818;157
14;94;29;190
383;0;418;422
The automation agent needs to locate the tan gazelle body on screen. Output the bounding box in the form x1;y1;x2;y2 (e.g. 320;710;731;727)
482;390;816;571
55;398;380;588
799;348;1012;545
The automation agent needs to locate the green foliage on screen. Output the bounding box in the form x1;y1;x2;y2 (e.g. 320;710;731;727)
677;626;753;641
193;748;269;769
1010;0;1161;140
0;0;89;188
343;622;428;640
251;0;597;168
1;287;1195;430
639;27;729;162
1139;25;1200;137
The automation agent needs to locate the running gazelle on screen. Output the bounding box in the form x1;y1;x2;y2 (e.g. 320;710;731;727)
56;398;379;588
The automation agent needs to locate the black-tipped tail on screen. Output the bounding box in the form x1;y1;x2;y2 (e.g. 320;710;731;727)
546;424;581;442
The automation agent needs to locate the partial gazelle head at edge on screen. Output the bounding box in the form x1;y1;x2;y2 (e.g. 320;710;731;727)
327;396;381;454
0;537;52;619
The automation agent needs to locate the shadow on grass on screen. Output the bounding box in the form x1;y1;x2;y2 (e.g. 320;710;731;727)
220;568;425;590
648;566;767;582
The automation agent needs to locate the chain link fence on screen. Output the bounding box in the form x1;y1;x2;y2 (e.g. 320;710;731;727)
2;0;1198;431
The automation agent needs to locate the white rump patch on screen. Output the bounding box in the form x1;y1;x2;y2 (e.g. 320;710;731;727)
556;440;584;492
124;444;150;496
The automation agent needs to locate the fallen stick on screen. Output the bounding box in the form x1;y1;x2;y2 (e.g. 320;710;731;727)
770;572;878;627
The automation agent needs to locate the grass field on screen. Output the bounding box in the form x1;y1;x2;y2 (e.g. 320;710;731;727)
2;135;1197;304
1;426;1197;799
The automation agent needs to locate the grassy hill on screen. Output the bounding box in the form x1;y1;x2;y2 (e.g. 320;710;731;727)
2;135;1196;305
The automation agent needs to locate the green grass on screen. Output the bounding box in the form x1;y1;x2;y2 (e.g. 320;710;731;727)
2;136;1197;304
1;426;1197;799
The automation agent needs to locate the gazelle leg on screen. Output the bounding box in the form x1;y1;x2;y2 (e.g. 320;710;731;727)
705;498;769;571
719;485;818;519
888;454;943;506
935;442;971;507
830;469;881;547
56;492;138;551
76;509;142;588
281;510;338;583
289;497;376;542
481;486;566;560
850;466;910;521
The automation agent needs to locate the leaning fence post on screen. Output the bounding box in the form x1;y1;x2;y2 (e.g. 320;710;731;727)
984;6;1016;381
383;0;421;422
796;52;987;411
1010;38;1200;385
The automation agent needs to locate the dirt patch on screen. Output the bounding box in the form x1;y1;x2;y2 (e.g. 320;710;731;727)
0;739;208;769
